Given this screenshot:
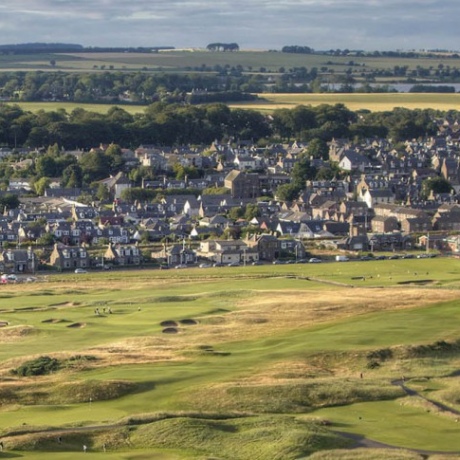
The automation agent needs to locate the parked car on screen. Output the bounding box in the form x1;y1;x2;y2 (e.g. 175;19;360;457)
309;258;322;263
174;264;187;269
227;262;240;267
199;263;212;268
74;268;87;274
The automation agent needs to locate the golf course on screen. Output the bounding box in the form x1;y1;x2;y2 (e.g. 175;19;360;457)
1;257;460;459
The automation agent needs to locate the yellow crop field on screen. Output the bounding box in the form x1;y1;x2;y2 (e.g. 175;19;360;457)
230;93;460;112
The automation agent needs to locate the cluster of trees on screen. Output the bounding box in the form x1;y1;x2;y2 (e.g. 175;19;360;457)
281;46;314;54
0;101;271;149
206;43;239;52
409;85;456;93
0;71;236;103
0;140;126;194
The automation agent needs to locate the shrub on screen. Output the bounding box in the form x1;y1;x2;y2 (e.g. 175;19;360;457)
13;356;60;376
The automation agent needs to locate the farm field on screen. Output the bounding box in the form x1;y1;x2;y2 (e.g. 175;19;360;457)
1;258;460;459
10;101;146;115
11;91;460;117
231;93;460;112
0;50;458;74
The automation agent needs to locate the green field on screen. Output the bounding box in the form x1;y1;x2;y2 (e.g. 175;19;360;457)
10;101;147;115
1;259;460;459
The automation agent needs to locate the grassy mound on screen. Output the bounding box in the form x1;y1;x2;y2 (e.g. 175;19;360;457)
0;379;136;405
183;379;405;413
130;415;350;460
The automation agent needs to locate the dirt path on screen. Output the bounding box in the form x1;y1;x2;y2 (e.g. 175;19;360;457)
392;378;460;417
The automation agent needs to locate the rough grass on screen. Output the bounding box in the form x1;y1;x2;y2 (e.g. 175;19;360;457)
178;378;404;413
307;449;426;460
0;377;136;405
130;415;350;460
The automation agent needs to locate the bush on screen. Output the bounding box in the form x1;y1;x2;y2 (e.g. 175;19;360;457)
13;356;60;376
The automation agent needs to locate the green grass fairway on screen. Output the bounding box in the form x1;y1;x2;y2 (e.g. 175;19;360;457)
1;258;460;458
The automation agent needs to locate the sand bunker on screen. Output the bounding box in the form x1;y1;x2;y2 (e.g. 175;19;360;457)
67;322;86;328
162;327;179;334
160;320;179;327
179;319;198;325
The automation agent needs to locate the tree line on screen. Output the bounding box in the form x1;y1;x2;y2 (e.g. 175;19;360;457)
2;68;460;106
0;102;450;199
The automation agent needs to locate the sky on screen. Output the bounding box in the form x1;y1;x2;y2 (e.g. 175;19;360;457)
0;0;457;52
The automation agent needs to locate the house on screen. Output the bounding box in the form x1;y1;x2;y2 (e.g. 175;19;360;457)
360;188;395;208
371;215;399;233
401;217;432;234
224;170;260;199
99;171;131;199
432;212;460;231
0;247;37;274
338;151;372;172
104;243;141;266
418;233;449;251
197;239;258;265
245;234;280;261
49;243;90;271
151;243;197;266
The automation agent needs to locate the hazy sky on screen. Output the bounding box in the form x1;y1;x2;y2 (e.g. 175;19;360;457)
0;0;457;51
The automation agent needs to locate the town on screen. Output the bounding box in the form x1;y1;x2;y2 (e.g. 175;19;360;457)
0;112;459;276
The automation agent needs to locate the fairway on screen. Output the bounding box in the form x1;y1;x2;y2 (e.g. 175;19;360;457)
1;259;460;459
